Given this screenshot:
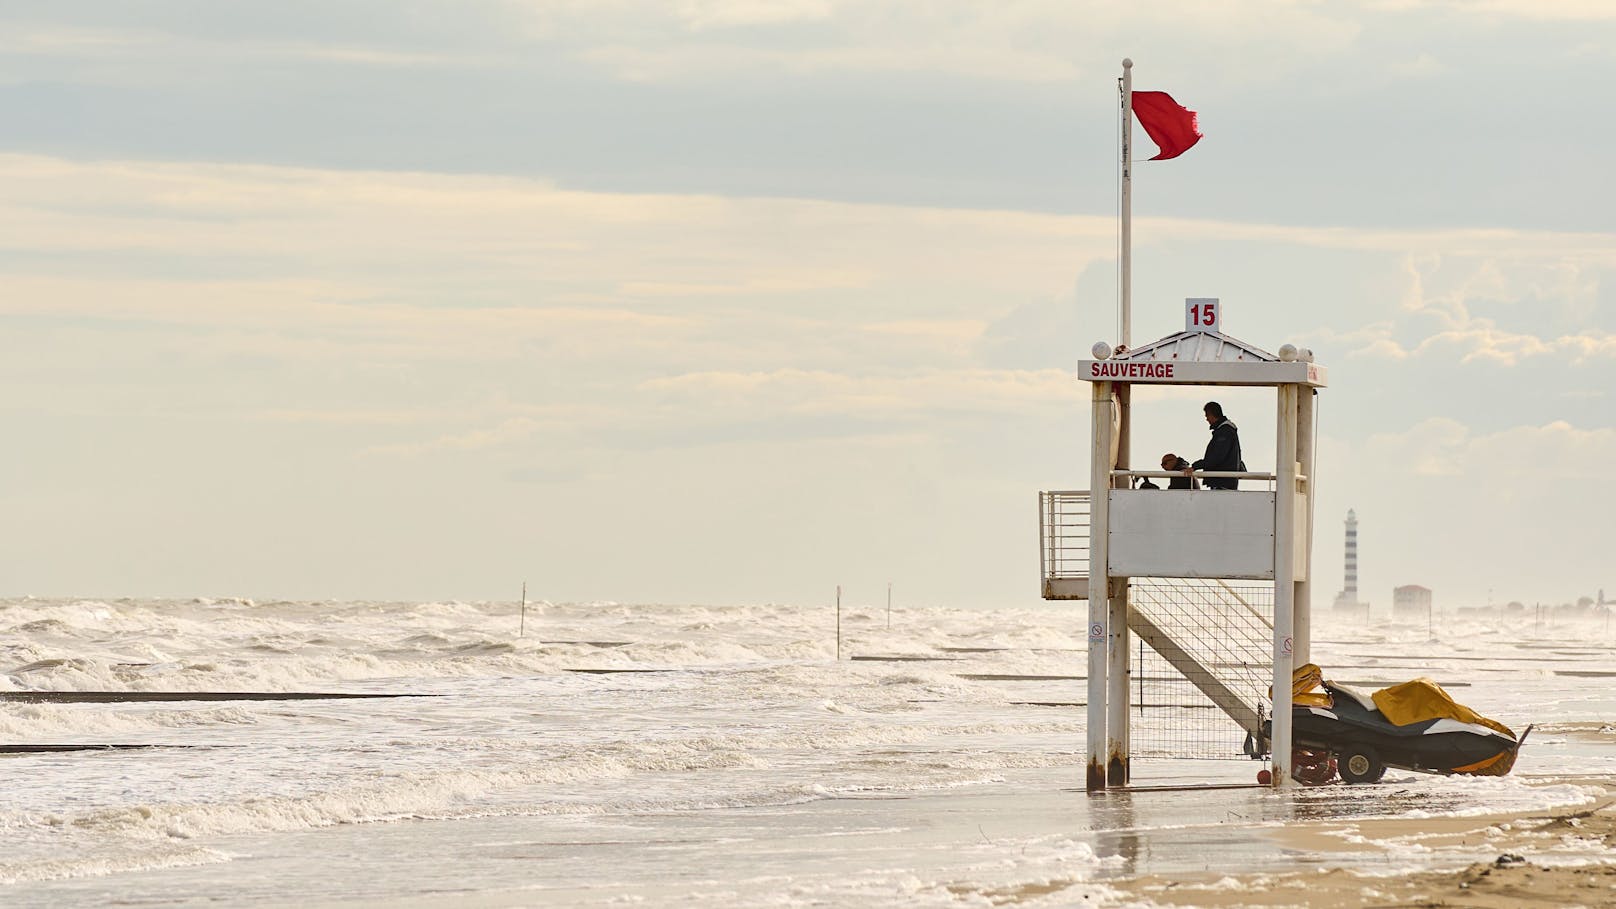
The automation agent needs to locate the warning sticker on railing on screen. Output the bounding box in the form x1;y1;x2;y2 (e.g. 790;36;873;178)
1089;622;1105;642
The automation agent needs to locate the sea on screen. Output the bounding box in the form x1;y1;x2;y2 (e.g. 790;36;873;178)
2;596;1613;907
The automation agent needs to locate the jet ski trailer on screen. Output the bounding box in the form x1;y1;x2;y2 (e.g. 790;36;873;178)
1269;666;1528;784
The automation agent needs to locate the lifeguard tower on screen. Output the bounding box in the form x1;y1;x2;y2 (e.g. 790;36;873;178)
1039;298;1326;790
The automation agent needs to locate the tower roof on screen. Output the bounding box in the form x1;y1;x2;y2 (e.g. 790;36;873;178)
1121;329;1278;363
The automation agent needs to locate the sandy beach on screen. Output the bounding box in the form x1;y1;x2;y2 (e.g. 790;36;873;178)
298;782;1616;909
1108;791;1616;908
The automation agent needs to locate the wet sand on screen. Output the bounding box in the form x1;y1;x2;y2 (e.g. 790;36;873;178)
294;791;1616;908
1113;791;1616;908
1126;862;1616;908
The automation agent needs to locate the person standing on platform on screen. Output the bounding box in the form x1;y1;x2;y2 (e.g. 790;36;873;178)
1188;402;1244;489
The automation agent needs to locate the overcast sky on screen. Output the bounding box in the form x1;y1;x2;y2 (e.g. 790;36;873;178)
2;1;1611;610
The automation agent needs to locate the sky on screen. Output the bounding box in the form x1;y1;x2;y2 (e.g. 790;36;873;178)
1;0;1612;610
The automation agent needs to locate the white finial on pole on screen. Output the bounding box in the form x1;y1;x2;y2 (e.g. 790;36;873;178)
1120;58;1134;348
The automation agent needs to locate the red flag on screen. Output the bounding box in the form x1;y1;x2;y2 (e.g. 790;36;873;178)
1132;91;1202;161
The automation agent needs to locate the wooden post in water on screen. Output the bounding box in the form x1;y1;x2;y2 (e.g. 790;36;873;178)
836;585;843;661
519;581;527;638
886;582;892;631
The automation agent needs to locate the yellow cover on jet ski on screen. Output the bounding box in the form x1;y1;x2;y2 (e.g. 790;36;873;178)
1370;678;1514;739
1291;663;1331;708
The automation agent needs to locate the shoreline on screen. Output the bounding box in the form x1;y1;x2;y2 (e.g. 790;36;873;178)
1104;788;1616;908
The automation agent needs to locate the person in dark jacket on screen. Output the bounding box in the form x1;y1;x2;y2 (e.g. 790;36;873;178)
1189;402;1244;489
1160;453;1198;489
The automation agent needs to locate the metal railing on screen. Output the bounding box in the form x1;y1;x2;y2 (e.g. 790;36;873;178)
1038;490;1091;581
1110;469;1289;492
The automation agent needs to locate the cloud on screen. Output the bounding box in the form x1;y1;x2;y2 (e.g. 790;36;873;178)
1336;252;1616;365
864;318;985;349
0;152;1606;494
1362;416;1471;476
1;152;1609;452
0;1;1368;86
1360;418;1616;509
674;0;835;30
1387;52;1447;77
1417;0;1616;21
0;23;484;84
1;5;1612;605
555;1;1368;84
578;40;1081;85
639;367;1079;417
354;364;1083;467
0;154;1111;371
1414;325;1616;365
255;408;443;426
1350;337;1412;360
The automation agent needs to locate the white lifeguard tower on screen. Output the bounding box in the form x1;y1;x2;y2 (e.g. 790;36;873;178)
1039;298;1326;790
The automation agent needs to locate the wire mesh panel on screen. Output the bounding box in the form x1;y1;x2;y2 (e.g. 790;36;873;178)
1128;578;1275;760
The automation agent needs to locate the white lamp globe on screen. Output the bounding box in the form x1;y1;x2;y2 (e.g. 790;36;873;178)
1277;343;1298;362
1091;341;1113;360
1301;348;1315;363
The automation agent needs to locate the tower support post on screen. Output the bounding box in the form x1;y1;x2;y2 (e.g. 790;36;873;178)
1270;384;1300;787
1295;388;1315;666
1087;381;1115;792
1107;384;1132;787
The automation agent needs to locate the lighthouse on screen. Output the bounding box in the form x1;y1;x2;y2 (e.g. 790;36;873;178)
1332;509;1368;618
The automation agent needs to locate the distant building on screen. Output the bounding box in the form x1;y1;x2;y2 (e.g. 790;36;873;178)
1393;584;1432;621
1332;509;1369;616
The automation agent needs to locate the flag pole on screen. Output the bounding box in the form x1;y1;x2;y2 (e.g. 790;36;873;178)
1120;57;1133;349
1110;58;1136;789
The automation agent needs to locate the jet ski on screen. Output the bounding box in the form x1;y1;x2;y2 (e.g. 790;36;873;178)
1270;664;1528;784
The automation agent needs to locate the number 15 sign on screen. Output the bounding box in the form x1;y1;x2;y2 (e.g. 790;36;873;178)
1185;297;1220;333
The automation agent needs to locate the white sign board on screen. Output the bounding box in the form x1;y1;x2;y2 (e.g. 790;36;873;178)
1079;359;1327;387
1108;488;1276;579
1185;297;1220;333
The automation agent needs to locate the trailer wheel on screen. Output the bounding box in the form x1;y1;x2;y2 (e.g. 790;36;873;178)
1339;746;1385;784
1291;748;1337;786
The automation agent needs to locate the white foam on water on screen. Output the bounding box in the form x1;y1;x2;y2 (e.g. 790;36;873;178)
1;596;1613;904
0;704;260;737
0;844;233;885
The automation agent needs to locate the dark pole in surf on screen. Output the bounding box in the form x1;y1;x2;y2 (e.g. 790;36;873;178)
836;585;842;661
